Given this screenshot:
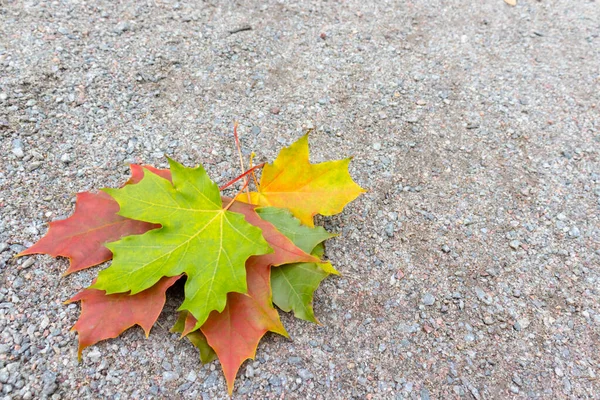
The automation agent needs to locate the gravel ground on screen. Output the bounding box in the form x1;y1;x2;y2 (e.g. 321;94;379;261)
1;0;600;398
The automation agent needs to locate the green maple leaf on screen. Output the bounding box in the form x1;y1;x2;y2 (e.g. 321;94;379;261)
256;207;338;323
92;158;272;328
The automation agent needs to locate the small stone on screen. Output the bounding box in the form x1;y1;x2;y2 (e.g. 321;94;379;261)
12;139;24;158
373;142;382;151
287;356;302;365
514;317;530;331
563;378;572;393
509;240;521;250
555;367;564;377
21;258;35;270
269;376;281;386
57;26;69;35
185;371;197;382
568;226;580;238
421;293;436;306
114;21;132;34
405;114;419;123
60;154;72;164
13;148;25;158
297;369;314;380
162;371;179;382
512;374;523;387
385;223;394;238
483;316;494;325
510;385;519;394
0;93;7;101
0;369;8;384
441;244;451;253
270;107;280;115
88;349;102;362
40;316;50;330
556;213;567;221
466;122;480;129
420;387;431;400
251;126;261;135
474;287;492;305
245;365;254;378
41;371;57;396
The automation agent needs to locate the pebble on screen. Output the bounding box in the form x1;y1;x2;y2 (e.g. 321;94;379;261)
514;318;530;331
39;316;50;330
114;21;132;34
27;161;42;171
12;139;24;158
41;371;57;396
373;142;382;151
474;287;492;305
421;293;435;306
384;223;394;237
88;349;102;362
60;153;72;164
186;371;197;382
441;244;451;253
568;226;580;238
509;240;521;250
405;114;420;123
297;369;314;380
162;371;179;382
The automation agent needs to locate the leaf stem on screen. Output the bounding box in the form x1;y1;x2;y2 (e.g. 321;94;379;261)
223;178;250;211
232;122;251;202
219;163;265;191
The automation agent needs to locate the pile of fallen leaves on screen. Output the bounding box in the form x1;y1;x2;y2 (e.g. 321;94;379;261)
19;133;364;393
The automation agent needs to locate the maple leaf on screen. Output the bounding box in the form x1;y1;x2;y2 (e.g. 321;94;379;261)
257;207;339;323
236;134;365;226
127;164;172;184
184;258;288;394
17;191;159;275
92;158;272;329
223;199;322;272
66;275;181;359
171;311;216;364
174;202;322;393
17;165;170;275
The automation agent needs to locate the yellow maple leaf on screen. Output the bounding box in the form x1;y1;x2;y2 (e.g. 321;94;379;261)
238;134;365;226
